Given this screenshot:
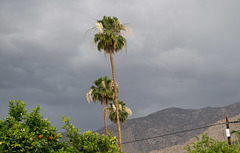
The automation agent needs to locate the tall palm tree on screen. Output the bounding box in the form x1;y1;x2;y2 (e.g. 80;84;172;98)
86;76;115;136
90;16;129;151
107;100;132;124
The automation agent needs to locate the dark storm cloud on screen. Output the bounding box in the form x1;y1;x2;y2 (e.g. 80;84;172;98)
1;0;240;132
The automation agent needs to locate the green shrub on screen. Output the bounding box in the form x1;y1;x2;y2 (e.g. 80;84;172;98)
0;100;122;153
0;100;65;153
62;115;122;153
185;133;240;153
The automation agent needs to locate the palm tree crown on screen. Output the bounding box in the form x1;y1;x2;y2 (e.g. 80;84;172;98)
107;100;132;124
86;76;116;104
93;16;128;54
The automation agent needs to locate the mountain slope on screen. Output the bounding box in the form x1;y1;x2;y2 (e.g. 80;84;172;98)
95;102;240;153
151;115;240;153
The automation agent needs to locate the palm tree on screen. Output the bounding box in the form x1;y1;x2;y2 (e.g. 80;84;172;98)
86;76;115;136
107;100;132;124
90;16;130;151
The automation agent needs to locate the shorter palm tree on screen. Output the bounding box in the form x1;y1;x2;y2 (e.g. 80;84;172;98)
107;100;132;124
86;76;116;136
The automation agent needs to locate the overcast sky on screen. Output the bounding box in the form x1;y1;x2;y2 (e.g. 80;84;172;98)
1;0;240;133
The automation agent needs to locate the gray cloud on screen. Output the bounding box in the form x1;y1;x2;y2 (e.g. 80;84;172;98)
1;0;240;132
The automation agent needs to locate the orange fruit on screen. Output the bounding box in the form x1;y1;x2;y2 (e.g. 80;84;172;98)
49;136;53;140
38;135;42;139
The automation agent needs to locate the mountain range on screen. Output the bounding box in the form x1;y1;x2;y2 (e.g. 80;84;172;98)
151;115;240;153
61;102;240;153
95;102;240;153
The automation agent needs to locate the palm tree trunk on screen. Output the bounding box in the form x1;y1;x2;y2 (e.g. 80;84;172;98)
109;50;122;152
103;99;108;136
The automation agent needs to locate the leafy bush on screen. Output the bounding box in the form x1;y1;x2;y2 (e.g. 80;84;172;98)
0;100;122;153
185;133;240;153
231;118;240;145
0;100;65;153
62;115;122;153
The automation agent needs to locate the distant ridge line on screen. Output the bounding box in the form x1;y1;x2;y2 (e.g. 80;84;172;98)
122;120;240;144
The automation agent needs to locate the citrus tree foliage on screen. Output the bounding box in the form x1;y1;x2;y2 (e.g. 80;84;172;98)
0;100;122;153
8;100;27;122
0;100;65;153
185;133;240;153
62;115;122;153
